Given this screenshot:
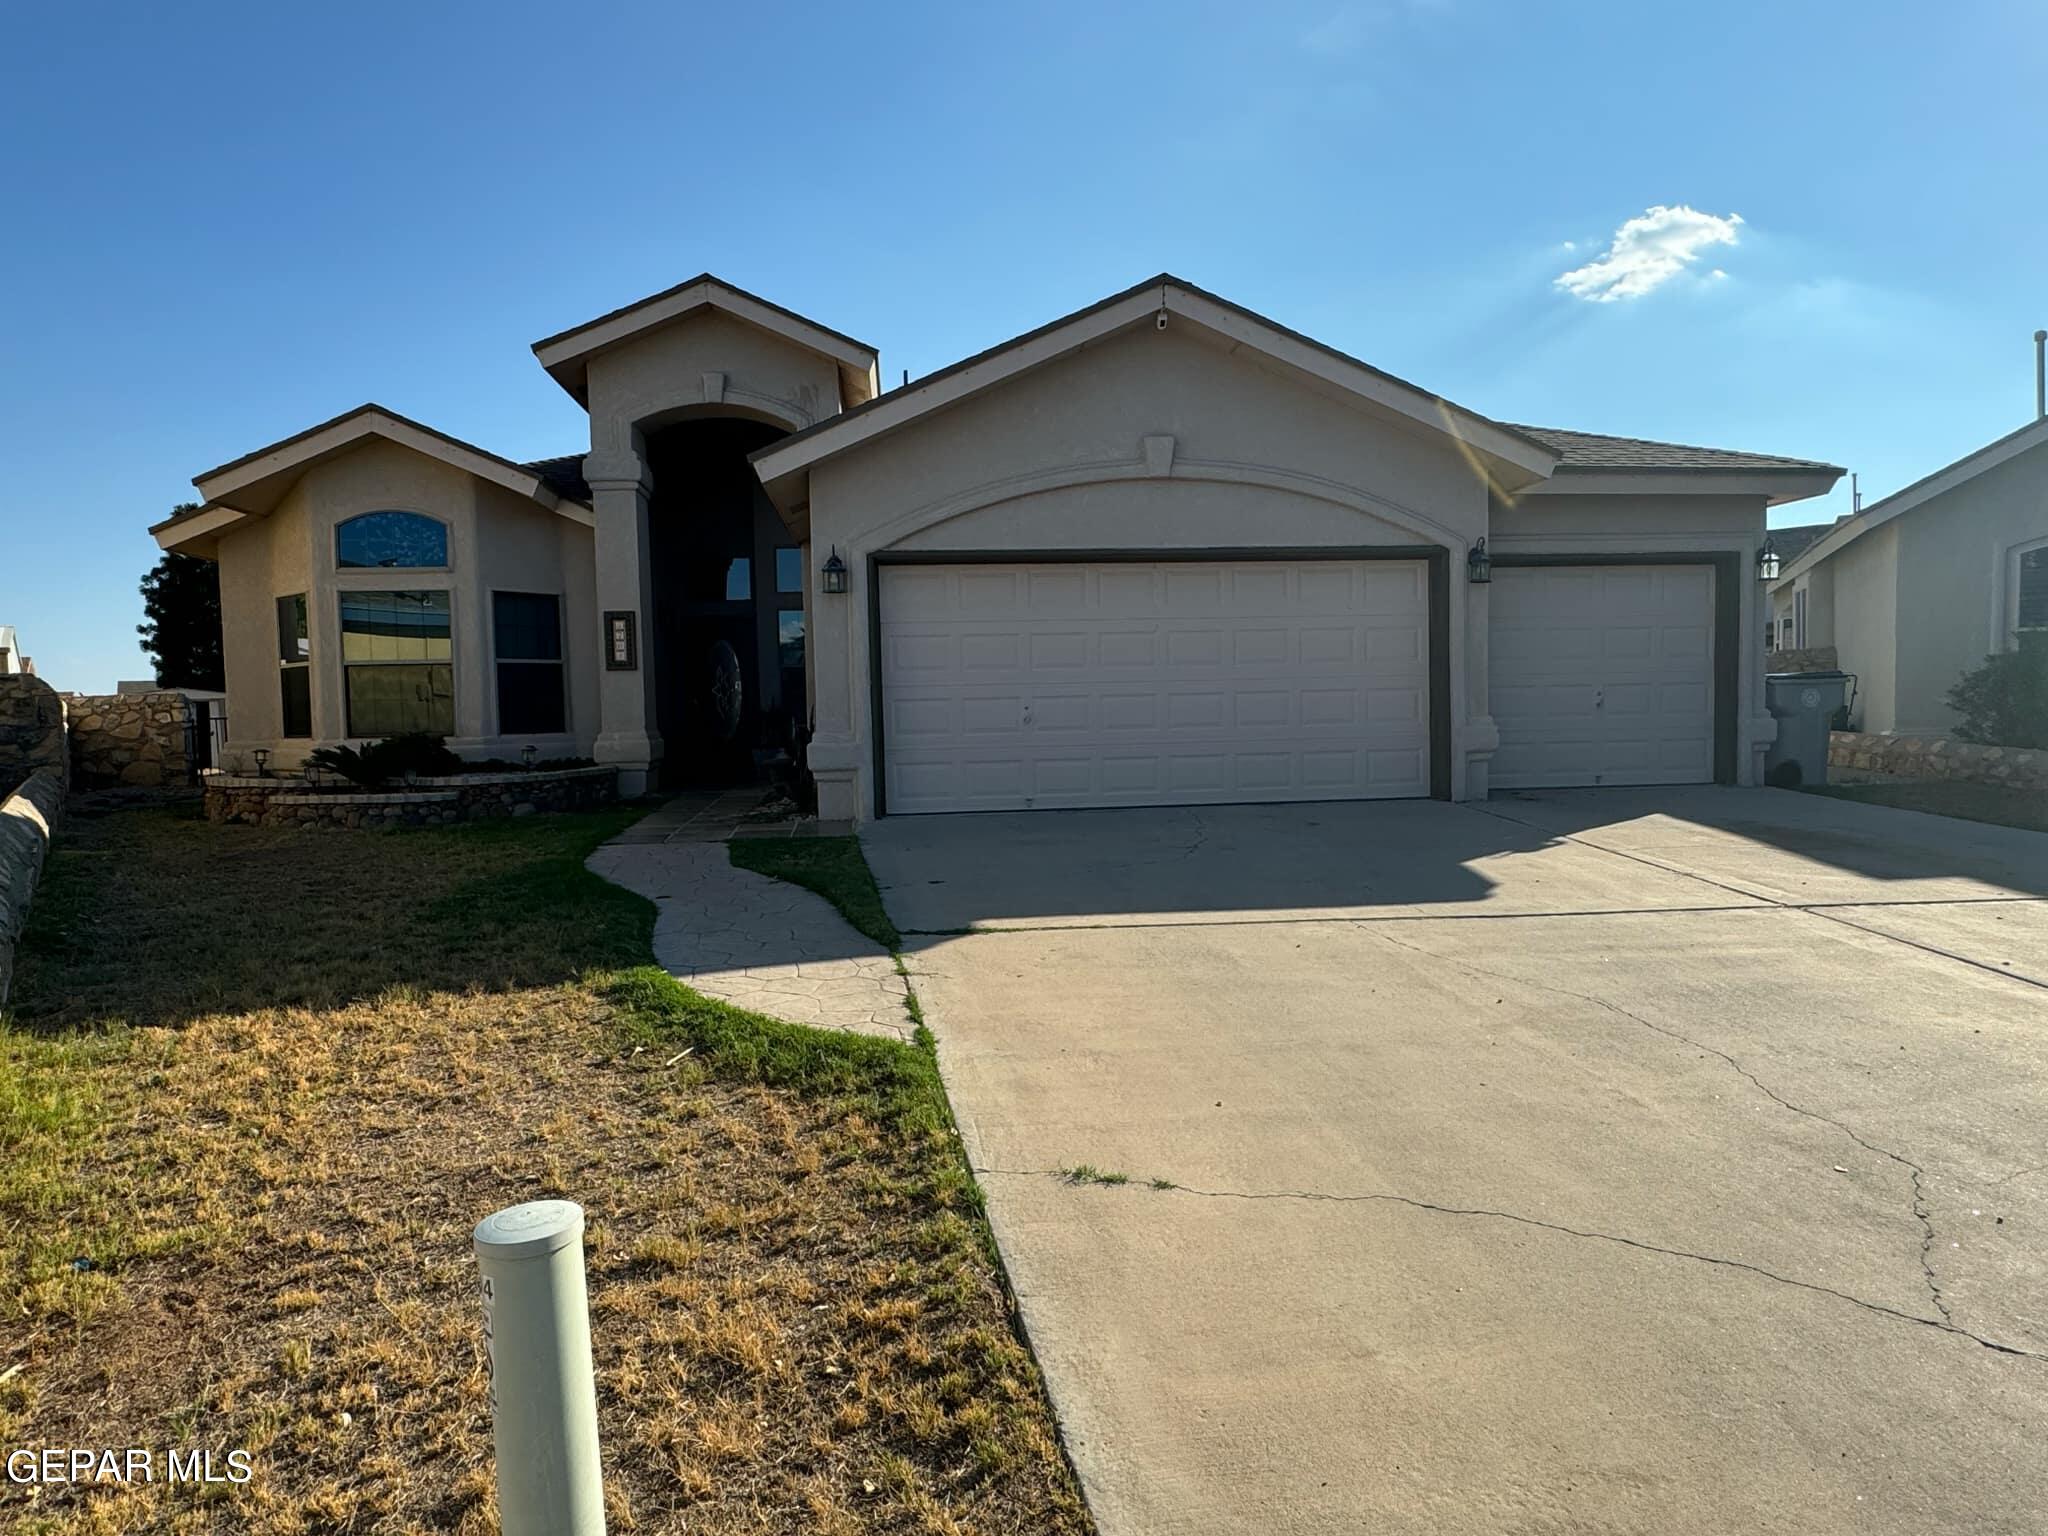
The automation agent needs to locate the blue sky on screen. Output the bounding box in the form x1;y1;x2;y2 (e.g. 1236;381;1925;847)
4;0;2045;690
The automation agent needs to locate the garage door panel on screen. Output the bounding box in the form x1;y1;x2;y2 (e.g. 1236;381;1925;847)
880;559;1432;813
1489;564;1715;790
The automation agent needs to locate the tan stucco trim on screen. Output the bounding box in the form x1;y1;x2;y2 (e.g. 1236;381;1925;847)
749;275;1560;512
1774;415;2048;586
191;405;589;524
532;274;879;410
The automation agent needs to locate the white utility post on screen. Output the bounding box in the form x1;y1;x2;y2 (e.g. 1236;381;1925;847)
473;1199;606;1536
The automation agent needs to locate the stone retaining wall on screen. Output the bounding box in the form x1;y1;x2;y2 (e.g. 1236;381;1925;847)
1829;731;2048;790
0;768;65;1006
1766;646;1839;674
68;691;194;788
205;765;618;828
0;674;69;802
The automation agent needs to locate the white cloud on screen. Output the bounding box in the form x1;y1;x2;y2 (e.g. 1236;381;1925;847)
1555;205;1744;302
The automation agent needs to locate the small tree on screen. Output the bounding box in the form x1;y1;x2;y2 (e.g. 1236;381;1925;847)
1945;632;2048;749
137;512;224;691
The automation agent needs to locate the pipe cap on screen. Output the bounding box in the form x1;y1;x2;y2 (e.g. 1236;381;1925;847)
474;1198;585;1261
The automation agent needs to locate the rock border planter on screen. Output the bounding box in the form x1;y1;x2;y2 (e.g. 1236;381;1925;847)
204;765;618;828
1828;731;2048;791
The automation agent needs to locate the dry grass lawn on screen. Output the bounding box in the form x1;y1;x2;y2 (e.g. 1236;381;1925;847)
0;801;1088;1535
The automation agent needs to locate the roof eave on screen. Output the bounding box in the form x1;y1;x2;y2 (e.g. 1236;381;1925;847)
1521;465;1843;507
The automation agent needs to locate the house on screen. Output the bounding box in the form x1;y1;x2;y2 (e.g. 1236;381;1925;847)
154;273;1841;821
1769;414;2048;733
1760;522;1837;652
0;627;28;676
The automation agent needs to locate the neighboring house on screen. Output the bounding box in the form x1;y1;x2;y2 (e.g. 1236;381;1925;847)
1760;522;1838;652
0;626;28;676
153;272;1840;821
1770;415;2048;733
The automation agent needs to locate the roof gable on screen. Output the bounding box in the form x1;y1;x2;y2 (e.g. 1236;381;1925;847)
1777;415;2048;584
750;275;1562;512
158;405;594;555
531;273;880;410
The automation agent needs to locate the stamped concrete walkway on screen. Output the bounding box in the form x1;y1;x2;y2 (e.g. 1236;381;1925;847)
588;804;909;1039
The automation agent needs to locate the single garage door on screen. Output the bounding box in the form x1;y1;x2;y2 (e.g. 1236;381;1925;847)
1489;563;1715;788
877;559;1432;814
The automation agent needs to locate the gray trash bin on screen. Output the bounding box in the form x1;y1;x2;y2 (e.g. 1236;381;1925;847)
1764;670;1852;788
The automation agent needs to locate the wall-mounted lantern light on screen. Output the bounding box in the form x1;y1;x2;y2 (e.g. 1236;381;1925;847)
1757;540;1781;582
821;548;849;595
1466;538;1491;584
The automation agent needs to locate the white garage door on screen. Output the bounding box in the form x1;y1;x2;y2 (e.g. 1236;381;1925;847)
878;559;1432;814
1489;564;1715;789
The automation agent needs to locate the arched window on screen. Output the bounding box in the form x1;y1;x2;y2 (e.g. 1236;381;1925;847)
336;511;448;569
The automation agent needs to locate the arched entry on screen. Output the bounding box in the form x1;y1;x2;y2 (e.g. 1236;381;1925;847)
642;416;806;786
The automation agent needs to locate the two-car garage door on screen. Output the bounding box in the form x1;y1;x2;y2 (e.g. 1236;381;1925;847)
878;559;1432;814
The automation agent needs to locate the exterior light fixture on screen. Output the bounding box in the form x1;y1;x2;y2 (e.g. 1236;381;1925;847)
252;748;270;777
821;548;849;595
1467;538;1491;584
522;744;538;770
1757;540;1782;582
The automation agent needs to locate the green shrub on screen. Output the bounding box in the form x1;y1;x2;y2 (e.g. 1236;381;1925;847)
307;733;463;787
1945;634;2048;749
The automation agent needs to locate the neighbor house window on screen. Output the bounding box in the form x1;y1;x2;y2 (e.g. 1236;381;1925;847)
775;547;803;595
340;589;453;736
1793;588;1808;649
336;510;449;569
2018;548;2048;633
493;591;566;735
277;593;311;738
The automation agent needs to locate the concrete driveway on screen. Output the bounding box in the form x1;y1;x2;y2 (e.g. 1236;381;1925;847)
863;788;2048;1535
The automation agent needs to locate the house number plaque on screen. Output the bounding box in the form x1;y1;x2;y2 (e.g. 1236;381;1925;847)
603;610;638;671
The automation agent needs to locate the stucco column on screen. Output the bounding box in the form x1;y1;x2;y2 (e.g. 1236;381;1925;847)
585;449;663;796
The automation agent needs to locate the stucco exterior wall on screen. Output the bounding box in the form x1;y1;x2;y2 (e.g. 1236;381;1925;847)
1488;491;1775;787
801;321;1493;820
1890;439;2048;732
212;438;596;767
1828;522;1902;733
584;311;844;452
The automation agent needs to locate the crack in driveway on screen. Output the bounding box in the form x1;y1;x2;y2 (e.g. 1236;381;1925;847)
1365;924;1958;1327
974;1166;2042;1361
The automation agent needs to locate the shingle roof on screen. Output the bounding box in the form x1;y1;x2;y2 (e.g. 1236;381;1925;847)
523;455;590;503
1505;425;1841;474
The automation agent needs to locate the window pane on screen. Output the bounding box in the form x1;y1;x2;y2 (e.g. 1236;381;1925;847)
724;557;752;602
493;591;562;661
777;611;806;670
280;666;311;737
276;594;309;661
2020;550;2048;630
345;663;454;736
336;511;449;568
341;590;451;662
775;548;803;594
498;662;566;734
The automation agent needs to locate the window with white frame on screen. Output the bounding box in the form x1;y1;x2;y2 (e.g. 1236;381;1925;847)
277;594;311;737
